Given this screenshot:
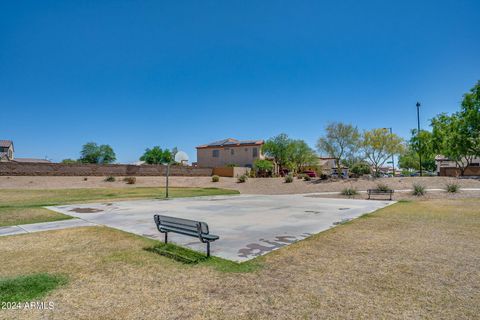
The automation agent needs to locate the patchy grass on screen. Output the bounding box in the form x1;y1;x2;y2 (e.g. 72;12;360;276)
0;199;479;319
145;243;262;272
0;273;67;303
0;187;239;227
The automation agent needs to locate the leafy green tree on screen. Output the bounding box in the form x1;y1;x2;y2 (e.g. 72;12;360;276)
361;128;404;175
316;122;360;169
399;130;436;172
79;142;116;164
262;134;317;173
262;133;294;171
140;146;173;164
431;82;480;174
288;140;318;173
350;162;371;176
254;159;274;177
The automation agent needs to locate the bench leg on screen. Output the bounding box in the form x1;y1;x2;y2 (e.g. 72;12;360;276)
164;232;168;244
206;242;210;257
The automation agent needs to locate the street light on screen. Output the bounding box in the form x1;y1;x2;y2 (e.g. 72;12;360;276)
416;102;422;177
383;127;395;176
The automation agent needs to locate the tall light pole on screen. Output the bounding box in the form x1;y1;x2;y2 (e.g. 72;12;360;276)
382;127;395;176
416;102;422;177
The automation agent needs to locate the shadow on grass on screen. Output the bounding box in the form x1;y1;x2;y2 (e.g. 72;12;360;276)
145;243;262;273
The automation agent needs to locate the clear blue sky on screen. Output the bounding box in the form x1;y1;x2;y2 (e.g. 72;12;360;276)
1;1;479;163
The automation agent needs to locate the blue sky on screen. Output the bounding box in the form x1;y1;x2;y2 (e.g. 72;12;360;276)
1;1;479;163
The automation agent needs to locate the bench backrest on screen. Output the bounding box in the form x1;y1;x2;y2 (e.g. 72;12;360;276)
154;215;209;235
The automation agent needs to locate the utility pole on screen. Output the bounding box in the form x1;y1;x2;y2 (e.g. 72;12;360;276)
416;102;422;177
382;127;396;176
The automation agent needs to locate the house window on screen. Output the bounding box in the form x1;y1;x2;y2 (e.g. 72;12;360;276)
252;148;258;157
212;150;219;158
231;149;234;155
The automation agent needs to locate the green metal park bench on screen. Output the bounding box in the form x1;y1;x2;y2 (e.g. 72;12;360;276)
153;214;219;257
367;189;394;200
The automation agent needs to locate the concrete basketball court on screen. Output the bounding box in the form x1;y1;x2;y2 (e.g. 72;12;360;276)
48;194;394;262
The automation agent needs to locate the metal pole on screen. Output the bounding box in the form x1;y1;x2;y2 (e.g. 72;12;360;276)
389;127;395;176
165;163;170;198
416;102;422;177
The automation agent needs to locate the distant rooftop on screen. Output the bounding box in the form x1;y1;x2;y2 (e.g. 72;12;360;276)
197;138;264;149
13;158;52;163
0;140;13;148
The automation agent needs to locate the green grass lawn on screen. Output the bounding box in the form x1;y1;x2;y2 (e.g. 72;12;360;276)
0;273;67;303
0;187;238;227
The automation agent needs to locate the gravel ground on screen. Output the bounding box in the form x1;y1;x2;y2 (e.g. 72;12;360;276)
0;175;479;197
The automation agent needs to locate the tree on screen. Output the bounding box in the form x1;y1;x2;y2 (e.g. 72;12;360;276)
288;140;318;173
262;134;317;173
316;122;360;169
79;142;116;164
399;129;436;172
262;133;294;171
350;161;371;176
140;146;173;164
430;81;480;175
361;128;404;175
254;159;274;177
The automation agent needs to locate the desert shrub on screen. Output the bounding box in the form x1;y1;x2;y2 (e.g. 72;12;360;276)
303;175;311;181
445;183;459;193
237;174;248;183
376;183;391;192
341;187;358;197
212;175;220;182
284;174;294;183
104;176;115;182
226;163;236;168
297;173;306;179
350;162;372;176
124;176;136;184
412;183;426;196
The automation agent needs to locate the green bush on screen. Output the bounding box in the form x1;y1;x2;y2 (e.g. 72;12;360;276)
123;176;136;184
376;183;391;192
445;183;459;193
226;163;236;168
350;162;372;176
341;187;358;197
412;183;426;196
212;175;220;182
104;176;116;182
303;175;311;181
284;174;294;183
297;173;306;179
237;174;248;183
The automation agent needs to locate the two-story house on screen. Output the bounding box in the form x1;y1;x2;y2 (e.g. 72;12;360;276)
0;140;14;161
196;138;264;168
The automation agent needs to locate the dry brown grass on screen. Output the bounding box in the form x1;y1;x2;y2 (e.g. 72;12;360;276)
0;199;479;319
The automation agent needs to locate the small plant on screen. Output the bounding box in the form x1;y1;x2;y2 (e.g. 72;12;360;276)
303;175;311;181
341;187;358;197
445;183;459;193
412;183;426;196
123;176;136;184
284;174;294;183
376;183;391;192
104;176;116;182
83;177;88;181
226;163;236;168
297;173;306;179
212;175;220;182
237;174;248;183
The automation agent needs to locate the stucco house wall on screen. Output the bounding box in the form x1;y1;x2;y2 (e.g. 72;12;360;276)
196;138;264;168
